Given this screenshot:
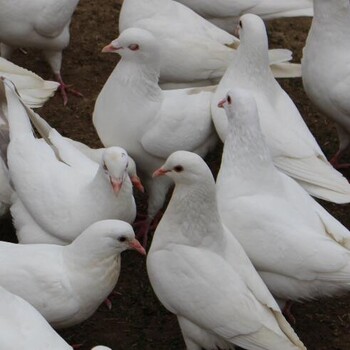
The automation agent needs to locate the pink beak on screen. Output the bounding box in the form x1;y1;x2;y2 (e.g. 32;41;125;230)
130;175;145;193
129;239;147;255
152;168;169;177
217;98;226;108
110;177;123;193
101;43;122;53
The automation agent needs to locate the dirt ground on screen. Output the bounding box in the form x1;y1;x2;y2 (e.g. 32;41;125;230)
2;0;350;349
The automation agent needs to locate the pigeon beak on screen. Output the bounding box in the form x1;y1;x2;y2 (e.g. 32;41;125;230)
102;43;122;53
217;98;226;108
129;239;146;255
110;176;123;193
152;168;169;177
130;175;145;193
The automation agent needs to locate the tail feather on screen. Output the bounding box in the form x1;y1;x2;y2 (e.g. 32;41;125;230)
0;58;59;108
268;49;302;78
233;322;306;350
275;155;350;204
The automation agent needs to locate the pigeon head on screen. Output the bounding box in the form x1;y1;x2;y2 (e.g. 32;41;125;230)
102;27;160;65
236;14;268;53
102;147;129;194
74;220;146;256
217;88;260;128
153;151;212;185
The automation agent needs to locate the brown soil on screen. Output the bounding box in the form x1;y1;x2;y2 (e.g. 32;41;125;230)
2;1;350;349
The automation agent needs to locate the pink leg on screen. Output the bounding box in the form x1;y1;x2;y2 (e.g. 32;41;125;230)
330;150;350;170
133;210;164;248
133;219;151;248
104;297;112;311
54;73;83;106
282;300;296;325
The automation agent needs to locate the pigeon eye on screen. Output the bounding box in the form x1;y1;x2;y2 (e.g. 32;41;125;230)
118;236;127;242
239;20;242;28
128;44;139;51
227;95;232;104
173;165;184;172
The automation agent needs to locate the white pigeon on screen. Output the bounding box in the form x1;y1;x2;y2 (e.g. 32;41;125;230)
302;0;350;169
119;0;301;87
0;0;81;104
0;219;145;329
0;57;59;108
216;88;350;307
212;13;350;204
148;150;306;350
0;286;73;350
0;78;136;245
93;28;217;243
173;0;313;33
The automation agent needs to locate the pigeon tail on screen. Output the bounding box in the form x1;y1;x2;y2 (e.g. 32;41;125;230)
275;155;350;204
0;58;58;108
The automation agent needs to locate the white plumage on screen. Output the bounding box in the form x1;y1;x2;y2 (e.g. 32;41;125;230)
212;13;350;204
119;0;301;87
302;0;350;169
216;88;350;305
0;286;72;350
93;28;217;241
0;0;80;104
148;150;306;350
0;78;136;244
173;0;313;33
0;57;59;108
0;219;145;329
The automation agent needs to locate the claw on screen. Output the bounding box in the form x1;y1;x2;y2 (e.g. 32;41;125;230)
54;73;83;106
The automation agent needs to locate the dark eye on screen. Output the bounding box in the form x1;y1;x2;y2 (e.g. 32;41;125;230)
173;165;184;172
239;20;242;28
227;95;232;104
128;44;139;51
118;236;127;242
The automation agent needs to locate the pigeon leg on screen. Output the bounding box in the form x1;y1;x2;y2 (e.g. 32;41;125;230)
282;300;296;325
330;150;350;170
54;73;84;106
133;218;151;248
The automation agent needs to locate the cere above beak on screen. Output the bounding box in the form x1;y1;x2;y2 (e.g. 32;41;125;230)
101;43;122;53
152;168;169;177
217;98;227;108
129;239;147;255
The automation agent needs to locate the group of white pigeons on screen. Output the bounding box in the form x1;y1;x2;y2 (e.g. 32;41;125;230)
0;0;349;349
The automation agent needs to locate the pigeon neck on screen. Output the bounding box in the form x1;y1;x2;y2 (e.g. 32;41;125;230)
235;37;270;77
115;59;162;100
158;178;223;247
63;244;120;310
222;115;274;179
